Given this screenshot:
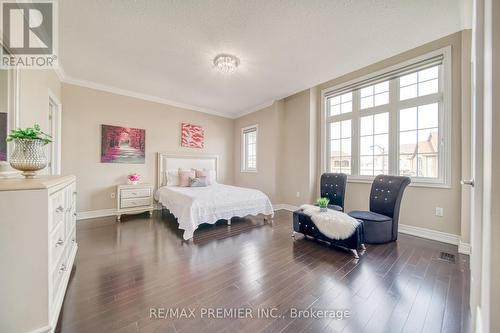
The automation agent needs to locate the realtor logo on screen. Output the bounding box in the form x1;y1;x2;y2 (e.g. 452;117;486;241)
1;1;58;68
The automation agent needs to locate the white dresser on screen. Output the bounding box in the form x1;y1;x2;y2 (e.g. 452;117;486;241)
0;175;77;333
116;183;154;221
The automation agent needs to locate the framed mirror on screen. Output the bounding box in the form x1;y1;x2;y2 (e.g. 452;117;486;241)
0;67;19;163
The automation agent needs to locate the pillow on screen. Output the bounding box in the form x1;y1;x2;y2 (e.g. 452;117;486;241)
178;169;195;187
192;169;208;178
165;169;180;187
190;177;208;187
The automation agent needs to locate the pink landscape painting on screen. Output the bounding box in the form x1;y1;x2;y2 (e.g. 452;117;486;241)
181;123;204;148
101;125;145;164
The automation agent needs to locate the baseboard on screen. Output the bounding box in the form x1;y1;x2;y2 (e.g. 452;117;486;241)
399;223;459;244
77;206;161;221
79;204;296;220
273;204;299;212
76;209;116;220
398;223;471;253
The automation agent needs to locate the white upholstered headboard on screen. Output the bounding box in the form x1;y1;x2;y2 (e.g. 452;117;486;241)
157;152;219;188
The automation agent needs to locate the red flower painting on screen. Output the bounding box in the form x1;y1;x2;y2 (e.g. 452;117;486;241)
181;123;204;148
101;125;145;164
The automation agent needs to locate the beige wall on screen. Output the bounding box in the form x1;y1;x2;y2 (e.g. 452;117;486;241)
280;90;318;205
234;30;471;239
233;89;319;206
61;84;234;212
233;101;284;203
18;69;61;129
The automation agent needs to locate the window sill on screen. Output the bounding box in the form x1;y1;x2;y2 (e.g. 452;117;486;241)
347;177;451;189
241;170;258;173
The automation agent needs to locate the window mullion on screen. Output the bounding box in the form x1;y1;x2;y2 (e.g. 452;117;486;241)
325;120;331;172
351;90;360;176
389;78;399;175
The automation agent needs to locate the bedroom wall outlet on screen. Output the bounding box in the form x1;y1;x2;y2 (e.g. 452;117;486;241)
435;207;444;217
110;192;116;199
296;192;300;198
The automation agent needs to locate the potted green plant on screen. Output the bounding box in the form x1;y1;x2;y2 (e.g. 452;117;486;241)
6;124;52;178
317;197;330;212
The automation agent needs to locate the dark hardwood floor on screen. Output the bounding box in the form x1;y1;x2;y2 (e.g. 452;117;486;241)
56;210;470;333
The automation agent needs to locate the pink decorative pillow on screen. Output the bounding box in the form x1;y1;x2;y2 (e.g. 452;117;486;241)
193;169;207;178
178;169;195;187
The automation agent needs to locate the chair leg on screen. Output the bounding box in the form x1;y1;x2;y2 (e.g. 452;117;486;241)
227;219;231;225
361;244;366;250
351;249;359;259
292;231;296;239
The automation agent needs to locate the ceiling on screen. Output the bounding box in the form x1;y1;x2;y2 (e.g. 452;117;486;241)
59;0;470;118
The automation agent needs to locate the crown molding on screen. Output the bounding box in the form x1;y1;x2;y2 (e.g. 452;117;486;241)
63;76;232;118
232;100;276;119
54;65;67;82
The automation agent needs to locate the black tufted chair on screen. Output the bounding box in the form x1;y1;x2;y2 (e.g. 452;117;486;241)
348;175;411;244
319;173;347;212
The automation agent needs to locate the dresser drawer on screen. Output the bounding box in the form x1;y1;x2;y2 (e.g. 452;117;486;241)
49;221;66;269
121;188;151;199
49;189;66;231
50;243;70;304
120;197;151;209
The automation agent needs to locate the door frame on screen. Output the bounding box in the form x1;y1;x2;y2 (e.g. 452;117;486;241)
48;89;62;175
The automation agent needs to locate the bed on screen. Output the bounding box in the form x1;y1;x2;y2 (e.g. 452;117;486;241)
155;153;274;240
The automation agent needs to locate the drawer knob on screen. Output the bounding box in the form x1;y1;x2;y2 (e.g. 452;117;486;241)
56;206;64;213
72;238;76;243
73;191;77;195
59;264;67;273
56;239;64;247
73;212;77;217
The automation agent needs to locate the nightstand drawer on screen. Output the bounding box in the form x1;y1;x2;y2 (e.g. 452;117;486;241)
120;197;151;209
121;188;151;199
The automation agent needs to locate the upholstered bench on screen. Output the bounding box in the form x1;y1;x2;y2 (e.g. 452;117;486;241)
292;209;365;258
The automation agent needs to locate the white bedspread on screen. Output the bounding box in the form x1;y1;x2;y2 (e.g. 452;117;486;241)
299;204;360;239
155;184;274;240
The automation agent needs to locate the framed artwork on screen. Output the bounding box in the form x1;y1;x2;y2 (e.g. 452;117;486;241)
181;123;204;148
101;125;145;164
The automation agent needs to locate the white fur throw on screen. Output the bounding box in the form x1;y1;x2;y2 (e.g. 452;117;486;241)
299;204;360;240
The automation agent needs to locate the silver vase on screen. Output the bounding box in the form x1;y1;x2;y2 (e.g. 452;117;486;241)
9;139;48;178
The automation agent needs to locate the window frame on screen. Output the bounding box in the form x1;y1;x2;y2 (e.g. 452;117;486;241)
241;124;258;173
320;47;452;188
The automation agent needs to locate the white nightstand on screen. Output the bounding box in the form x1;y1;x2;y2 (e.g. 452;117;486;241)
116;183;154;222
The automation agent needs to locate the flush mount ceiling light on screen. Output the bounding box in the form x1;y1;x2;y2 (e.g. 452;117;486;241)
213;54;240;74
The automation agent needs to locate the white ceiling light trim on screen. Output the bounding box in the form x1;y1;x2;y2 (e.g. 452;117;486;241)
213;54;240;74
